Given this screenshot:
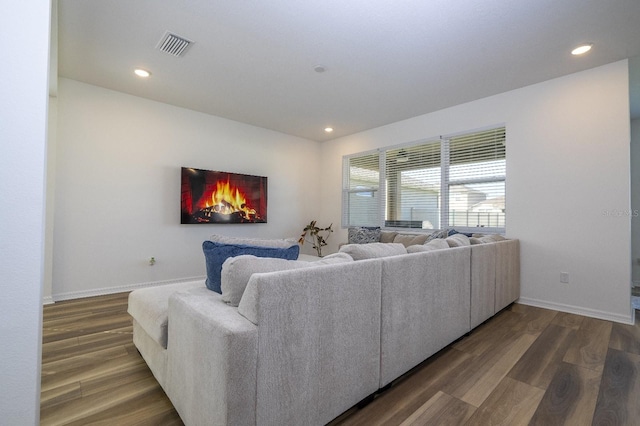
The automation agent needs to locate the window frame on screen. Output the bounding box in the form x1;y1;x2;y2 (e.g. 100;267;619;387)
342;125;506;234
342;149;384;229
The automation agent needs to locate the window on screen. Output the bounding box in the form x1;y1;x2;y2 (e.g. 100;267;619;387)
342;126;506;232
385;141;441;229
342;152;380;227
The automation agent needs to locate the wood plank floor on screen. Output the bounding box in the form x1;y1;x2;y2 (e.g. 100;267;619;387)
41;293;183;426
41;292;639;425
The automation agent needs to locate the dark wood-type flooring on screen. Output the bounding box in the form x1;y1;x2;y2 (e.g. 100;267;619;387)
41;292;640;425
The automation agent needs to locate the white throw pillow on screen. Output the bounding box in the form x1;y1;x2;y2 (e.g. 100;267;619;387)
446;234;471;247
221;252;353;306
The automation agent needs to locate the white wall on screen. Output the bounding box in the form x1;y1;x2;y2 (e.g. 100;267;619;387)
631;118;640;284
53;78;320;299
0;0;50;423
320;61;633;323
43;95;57;304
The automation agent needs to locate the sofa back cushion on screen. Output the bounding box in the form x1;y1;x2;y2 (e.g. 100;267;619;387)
202;241;299;293
339;242;407;260
406;238;450;253
379;231;398;243
393;233;430;247
479;234;506;243
221;253;353;306
209;234;298;248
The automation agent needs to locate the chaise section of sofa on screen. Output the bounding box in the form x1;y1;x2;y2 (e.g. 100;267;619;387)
127;280;205;388
165;287;258;426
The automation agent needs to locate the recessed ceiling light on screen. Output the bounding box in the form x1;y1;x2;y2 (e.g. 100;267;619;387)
324;127;334;133
571;44;593;55
134;68;151;78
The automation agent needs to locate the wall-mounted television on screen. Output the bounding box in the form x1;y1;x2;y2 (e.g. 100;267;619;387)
180;167;267;224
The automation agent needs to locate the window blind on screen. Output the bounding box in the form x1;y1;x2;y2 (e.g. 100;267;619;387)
342;152;380;227
385;141;441;229
445;127;506;229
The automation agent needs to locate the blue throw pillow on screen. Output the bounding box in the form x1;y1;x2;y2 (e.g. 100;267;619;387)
202;241;300;293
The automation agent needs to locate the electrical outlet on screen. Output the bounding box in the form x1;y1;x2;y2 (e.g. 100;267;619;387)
560;272;569;283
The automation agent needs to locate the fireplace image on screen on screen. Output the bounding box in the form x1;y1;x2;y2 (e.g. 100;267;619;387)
181;167;267;224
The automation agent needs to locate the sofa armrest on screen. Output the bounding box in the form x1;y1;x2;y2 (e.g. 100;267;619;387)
495;239;520;311
470;243;496;328
165;288;257;426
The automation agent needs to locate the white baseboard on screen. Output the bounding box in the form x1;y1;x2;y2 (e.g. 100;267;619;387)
517;296;635;325
43;295;54;305
48;276;206;303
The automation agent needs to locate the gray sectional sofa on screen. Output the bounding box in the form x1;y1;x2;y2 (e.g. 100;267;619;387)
128;236;519;426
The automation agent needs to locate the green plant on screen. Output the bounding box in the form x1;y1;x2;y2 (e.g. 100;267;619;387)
298;220;333;257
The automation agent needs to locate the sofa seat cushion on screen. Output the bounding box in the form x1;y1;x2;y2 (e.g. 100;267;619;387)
127;280;205;349
221;253;353;306
339;242;407;260
202;241;299;293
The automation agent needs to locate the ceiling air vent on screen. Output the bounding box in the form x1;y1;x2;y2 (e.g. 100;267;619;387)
157;31;193;57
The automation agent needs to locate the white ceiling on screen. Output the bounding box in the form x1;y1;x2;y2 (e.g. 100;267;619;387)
57;0;640;142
